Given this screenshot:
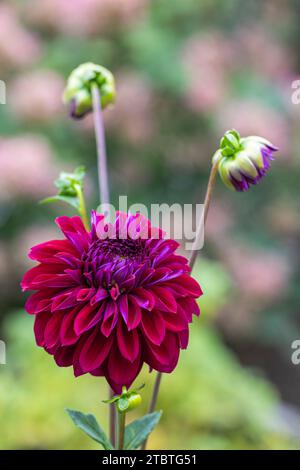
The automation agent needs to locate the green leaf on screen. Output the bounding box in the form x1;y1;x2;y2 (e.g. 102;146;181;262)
133;383;145;392
73;165;86;180
39;195;79;210
124;411;162;450
66;408;114;450
102;395;119;405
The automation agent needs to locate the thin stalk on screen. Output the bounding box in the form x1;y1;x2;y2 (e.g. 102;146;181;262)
142;161;219;450
118;412;126;450
109;387;116;448
91;83;116;445
188;160;219;270
75;183;89;231
141;372;162;450
91;83;110;207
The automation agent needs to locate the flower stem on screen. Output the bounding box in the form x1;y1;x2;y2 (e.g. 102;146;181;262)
141;371;162;450
188;160;219;270
91;83;110;207
118;412;126;450
142;161;219;450
75;183;89;231
91;83;116;445
109;386;116;448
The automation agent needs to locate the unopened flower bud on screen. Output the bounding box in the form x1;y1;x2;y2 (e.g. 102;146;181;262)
103;385;143;414
63;62;115;119
117;388;142;413
213;130;278;192
39;166;86;212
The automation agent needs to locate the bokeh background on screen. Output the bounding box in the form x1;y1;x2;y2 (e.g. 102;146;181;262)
1;0;300;450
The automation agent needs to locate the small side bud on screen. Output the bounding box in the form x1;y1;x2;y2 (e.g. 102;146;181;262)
117;388;142;413
103;384;144;414
213;129;278;192
39;166;86;210
63;62;115;119
54;166;85;196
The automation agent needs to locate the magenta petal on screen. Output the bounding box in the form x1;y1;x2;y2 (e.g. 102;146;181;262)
89;364;105;377
179;329;189;349
151;286;177;313
91;287;108;304
101;303;118;337
145;331;179;372
127;295;142;330
118;295;129;323
74;303;103;335
34;312;51;347
175;274;203;297
132;287;155;310
145;267;172;285
178;297;200;319
72;336;87;377
79;327;113;372
91;211;105;240
55;215;89;238
51;288;81;311
102;300;116;321
162;283;186;298
73;362;85;377
29;239;76;262
117;320;140;362
77;288;95;302
63;231;89;254
31;273;77;289
21;264;61;291
106;347;142;393
141;310;165;345
44;311;63;348
60;307;80;346
120;274;136;290
162;311;187;332
25;290;54;314
55;252;81;268
54;345;75;367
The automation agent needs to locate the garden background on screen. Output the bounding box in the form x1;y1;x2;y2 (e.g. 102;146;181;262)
1;0;300;449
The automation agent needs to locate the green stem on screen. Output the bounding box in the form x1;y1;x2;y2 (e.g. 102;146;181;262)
188;160;219;270
74;183;89;231
118;412;126;450
91;83;110;207
141;372;162;450
109;386;116;448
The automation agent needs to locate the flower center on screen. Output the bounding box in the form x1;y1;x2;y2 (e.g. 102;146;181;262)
91;238;146;261
82;237;148;289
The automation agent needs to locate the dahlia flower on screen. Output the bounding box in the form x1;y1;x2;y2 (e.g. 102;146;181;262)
213;130;277;192
21;212;202;393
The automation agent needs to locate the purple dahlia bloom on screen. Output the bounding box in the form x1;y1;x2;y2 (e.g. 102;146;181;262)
21;212;202;393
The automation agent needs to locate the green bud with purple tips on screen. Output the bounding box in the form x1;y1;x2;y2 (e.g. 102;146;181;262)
63;62;115;119
213;130;278;192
